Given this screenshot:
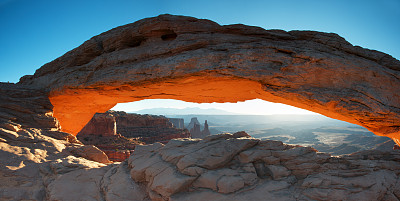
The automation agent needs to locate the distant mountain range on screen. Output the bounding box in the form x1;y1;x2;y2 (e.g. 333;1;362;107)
130;107;240;115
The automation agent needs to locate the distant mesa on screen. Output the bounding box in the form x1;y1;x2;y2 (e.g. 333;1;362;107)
1;14;400;200
77;110;190;161
17;14;400;144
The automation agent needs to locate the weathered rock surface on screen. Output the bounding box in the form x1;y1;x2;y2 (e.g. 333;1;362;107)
126;132;400;200
109;111;190;144
77;111;189;161
2;15;400;200
1;82;400;200
0;83;113;200
78;112;117;136
168;118;185;129
17;14;400;145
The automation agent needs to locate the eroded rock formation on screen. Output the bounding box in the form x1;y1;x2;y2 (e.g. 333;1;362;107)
77;112;138;162
77;111;189;161
168;118;185;129
78;112;117;136
0;83;111;200
1;14;400;200
17;15;400;145
109;111;190;144
190;119;211;139
126;132;400;200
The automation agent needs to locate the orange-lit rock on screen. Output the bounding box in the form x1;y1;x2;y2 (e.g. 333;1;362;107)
18;15;400;145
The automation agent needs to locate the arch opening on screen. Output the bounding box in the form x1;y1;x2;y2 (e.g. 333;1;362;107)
76;97;395;160
49;75;400;146
28;15;399;147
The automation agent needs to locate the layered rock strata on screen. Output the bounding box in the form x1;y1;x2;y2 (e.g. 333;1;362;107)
109;111;190;144
17;15;400;145
0;83;112;200
1;82;400;200
168;118;185;129
1;14;400;200
77;111;190;161
127;132;400;200
190;120;211;139
77;112;139;162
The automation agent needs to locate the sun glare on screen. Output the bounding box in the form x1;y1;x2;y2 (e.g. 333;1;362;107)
111;99;317;115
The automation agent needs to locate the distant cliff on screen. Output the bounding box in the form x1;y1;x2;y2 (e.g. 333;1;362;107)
109;111;190;144
77;112;139;162
168;118;185;129
188;117;211;139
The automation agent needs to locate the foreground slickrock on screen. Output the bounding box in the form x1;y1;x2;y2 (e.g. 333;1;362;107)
0;83;399;200
126;132;400;201
2;14;400;200
17;14;400;145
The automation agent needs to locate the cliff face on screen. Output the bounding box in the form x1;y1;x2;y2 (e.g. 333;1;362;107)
168;118;185;129
190;119;211;139
77;111;190;161
78;112;116;136
1;83;400;200
108;111;191;144
17;15;400;145
2;14;400;200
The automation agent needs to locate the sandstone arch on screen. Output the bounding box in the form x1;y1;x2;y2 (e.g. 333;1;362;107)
19;15;400;145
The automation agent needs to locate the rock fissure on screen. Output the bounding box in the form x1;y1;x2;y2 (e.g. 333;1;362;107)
1;14;400;200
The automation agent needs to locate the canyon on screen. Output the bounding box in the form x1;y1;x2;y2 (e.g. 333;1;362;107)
77;111;190;161
1;14;400;200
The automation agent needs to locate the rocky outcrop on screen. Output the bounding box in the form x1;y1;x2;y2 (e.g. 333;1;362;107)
77;112;139;162
202;120;211;137
190;119;211;139
78;112;116;136
124;132;400;200
17;15;400;145
1;82;400;200
77;133;138;162
109;111;190;144
187;117;201;131
77;111;189;161
0;83;112;200
2;15;400;200
168;118;185;129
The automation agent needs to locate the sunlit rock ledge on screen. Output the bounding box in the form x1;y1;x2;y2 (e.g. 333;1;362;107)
18;14;400;144
1;13;400;200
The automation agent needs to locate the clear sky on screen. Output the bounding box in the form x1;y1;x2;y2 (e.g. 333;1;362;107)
1;0;399;114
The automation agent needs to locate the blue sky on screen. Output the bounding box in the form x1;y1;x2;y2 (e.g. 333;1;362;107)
1;0;399;114
1;0;399;83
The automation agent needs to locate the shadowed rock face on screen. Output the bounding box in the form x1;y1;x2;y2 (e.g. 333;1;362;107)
1;14;400;201
18;14;400;144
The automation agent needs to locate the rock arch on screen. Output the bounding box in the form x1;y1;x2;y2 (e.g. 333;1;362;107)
19;15;400;144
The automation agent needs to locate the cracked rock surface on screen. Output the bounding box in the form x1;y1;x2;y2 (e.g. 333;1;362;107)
0;83;399;200
127;133;400;201
16;14;400;144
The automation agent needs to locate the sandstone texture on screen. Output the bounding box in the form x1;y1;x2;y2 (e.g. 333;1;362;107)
77;111;189;161
79;112;117;136
0;83;112;200
127;132;400;201
2;14;400;200
128;132;400;201
17;14;400;145
109;111;190;144
1;82;400;200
